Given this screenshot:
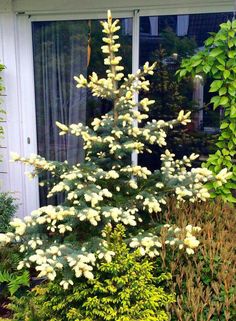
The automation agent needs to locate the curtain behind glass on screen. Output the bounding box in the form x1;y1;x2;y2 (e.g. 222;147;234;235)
32;21;88;205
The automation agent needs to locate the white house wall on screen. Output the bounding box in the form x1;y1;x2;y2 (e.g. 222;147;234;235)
0;13;8;190
0;9;26;217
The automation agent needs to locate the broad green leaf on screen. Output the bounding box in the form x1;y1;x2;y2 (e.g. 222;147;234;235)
216;141;224;148
228;85;236;96
209;48;223;57
228;30;235;38
223;69;230;79
232;80;236;89
204;37;214;46
209;80;223;92
220;96;229;106
210;96;221;109
232;19;236;28
228;50;236;58
179;69;187;78
216;56;226;66
203;64;211;73
229;122;236;131
228;39;234;48
216;64;225;71
222;149;229;156
219;87;227;96
230;105;236;118
221;131;230;139
220;122;229;129
191;59;202;67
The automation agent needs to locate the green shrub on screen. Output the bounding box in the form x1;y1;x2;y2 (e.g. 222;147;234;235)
0;193;17;233
0;244;28;319
10;225;174;321
0;194;23;319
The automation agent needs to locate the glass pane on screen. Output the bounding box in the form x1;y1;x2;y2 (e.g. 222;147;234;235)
139;12;233;171
32;18;132;205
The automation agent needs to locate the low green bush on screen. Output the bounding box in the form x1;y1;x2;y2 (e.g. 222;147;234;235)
10;224;175;321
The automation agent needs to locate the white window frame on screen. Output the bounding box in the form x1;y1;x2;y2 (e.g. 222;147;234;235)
16;4;234;215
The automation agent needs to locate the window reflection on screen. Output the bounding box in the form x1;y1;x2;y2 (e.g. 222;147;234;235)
139;12;232;170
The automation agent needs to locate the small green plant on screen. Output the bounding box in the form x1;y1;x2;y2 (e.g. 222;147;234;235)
0;244;29;320
10;224;174;321
0;270;30;296
177;20;236;202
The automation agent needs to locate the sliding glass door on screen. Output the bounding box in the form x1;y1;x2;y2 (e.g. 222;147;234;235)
32;17;132;205
31;10;233;205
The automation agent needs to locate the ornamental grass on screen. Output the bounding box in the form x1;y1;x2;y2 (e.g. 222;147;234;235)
160;199;236;321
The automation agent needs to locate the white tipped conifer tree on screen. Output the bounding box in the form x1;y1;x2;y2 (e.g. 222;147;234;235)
0;11;231;287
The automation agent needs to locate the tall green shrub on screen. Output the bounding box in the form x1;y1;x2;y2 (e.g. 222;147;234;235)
177;20;236;202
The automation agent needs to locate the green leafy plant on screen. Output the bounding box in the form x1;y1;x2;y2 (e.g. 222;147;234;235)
177;20;236;202
0;241;28;319
0;246;29;320
0;270;30;296
10;225;174;321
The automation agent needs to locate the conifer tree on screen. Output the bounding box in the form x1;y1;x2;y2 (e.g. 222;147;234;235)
0;11;231;286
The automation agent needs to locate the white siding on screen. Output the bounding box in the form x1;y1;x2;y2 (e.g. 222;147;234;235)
0;10;10;192
0;11;26;217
